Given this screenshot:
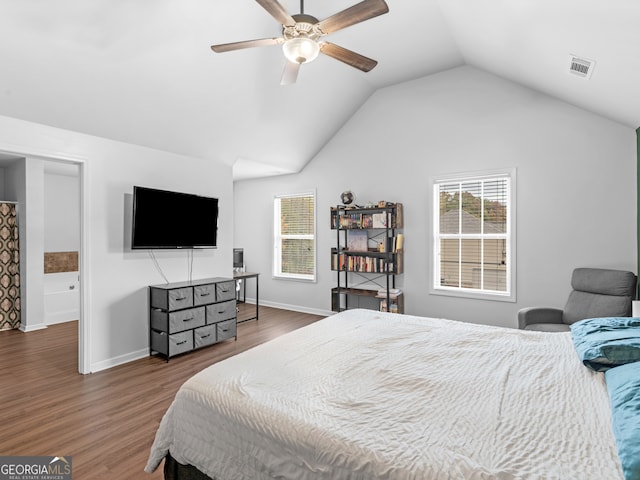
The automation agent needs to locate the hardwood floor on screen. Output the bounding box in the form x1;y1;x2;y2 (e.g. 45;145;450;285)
0;304;325;479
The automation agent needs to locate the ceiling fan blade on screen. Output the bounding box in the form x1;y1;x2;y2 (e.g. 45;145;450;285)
255;0;296;26
317;0;389;35
211;37;284;53
320;42;378;72
280;61;301;85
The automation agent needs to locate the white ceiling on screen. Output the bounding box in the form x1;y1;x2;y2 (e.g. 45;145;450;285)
0;0;638;181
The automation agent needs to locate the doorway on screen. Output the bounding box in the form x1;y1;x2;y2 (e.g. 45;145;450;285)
0;151;89;374
43;161;80;327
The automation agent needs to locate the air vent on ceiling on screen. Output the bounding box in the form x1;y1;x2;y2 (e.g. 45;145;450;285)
568;55;595;79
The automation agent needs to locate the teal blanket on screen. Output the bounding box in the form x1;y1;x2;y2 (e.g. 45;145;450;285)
570;317;640;372
606;362;640;480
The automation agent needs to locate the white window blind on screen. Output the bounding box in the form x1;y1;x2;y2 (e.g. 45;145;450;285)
273;192;316;281
433;170;515;300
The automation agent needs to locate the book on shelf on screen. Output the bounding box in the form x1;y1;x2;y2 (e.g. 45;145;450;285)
378;288;402;294
376;288;402;299
331;203;403;230
331;252;394;273
379;300;399;313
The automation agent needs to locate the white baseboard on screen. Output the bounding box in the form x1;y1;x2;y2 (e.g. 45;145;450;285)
90;348;149;373
245;298;332;317
92;302;331;373
20;322;48;332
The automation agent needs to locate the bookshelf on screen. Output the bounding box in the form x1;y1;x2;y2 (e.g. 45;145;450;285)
330;202;404;313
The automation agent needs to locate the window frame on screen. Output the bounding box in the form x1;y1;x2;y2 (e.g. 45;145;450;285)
430;168;516;302
273;190;317;282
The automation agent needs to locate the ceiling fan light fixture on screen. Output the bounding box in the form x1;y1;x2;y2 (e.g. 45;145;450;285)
283;36;320;64
210;0;390;83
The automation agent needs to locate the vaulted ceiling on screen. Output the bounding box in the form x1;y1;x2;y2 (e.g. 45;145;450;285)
0;1;638;181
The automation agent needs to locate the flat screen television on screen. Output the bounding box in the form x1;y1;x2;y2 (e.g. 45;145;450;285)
131;186;218;249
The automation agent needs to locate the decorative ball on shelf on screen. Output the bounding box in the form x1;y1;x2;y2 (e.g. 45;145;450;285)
340;190;354;205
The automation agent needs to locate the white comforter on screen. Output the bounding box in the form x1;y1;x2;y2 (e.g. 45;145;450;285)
145;309;623;479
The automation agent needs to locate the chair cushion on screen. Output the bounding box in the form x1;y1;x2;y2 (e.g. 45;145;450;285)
563;290;633;325
571;268;637;296
524;323;571;332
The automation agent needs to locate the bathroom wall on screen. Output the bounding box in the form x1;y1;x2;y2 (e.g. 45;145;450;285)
44;165;80;260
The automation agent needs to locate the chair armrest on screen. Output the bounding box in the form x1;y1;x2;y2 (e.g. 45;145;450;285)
518;307;564;329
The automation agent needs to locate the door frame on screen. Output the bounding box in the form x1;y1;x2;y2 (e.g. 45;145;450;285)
0;145;90;374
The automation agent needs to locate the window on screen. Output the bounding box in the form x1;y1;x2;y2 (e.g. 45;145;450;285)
273;191;316;281
432;170;515;301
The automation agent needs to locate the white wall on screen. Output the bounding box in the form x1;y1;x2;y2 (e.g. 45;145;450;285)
0;168;5;199
44;170;80;252
0;115;233;371
234;66;637;328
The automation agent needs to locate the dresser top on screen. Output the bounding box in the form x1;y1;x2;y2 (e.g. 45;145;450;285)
149;277;233;290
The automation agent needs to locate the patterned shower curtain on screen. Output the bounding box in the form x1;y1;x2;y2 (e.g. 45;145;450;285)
0;203;20;331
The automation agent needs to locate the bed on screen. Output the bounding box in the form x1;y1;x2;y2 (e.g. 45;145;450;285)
145;309;627;479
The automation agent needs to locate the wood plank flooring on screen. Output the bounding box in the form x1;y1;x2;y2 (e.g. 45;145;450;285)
0;304;325;479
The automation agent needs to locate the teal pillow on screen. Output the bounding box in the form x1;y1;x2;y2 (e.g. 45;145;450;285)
605;362;640;480
570;317;640;372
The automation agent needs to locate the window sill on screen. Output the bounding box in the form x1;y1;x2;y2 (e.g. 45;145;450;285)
430;286;516;303
273;274;317;283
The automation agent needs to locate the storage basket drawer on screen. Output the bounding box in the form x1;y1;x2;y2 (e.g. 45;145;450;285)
194;324;216;348
194;284;216;306
216;319;237;342
216;281;236;302
150;286;193;311
151;330;193;357
151;306;205;333
169;307;205;332
206;300;236;324
168;331;193;356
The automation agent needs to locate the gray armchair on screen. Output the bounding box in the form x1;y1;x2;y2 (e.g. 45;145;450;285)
518;268;637;332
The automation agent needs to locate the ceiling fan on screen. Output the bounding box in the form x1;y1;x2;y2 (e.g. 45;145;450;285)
210;0;389;85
